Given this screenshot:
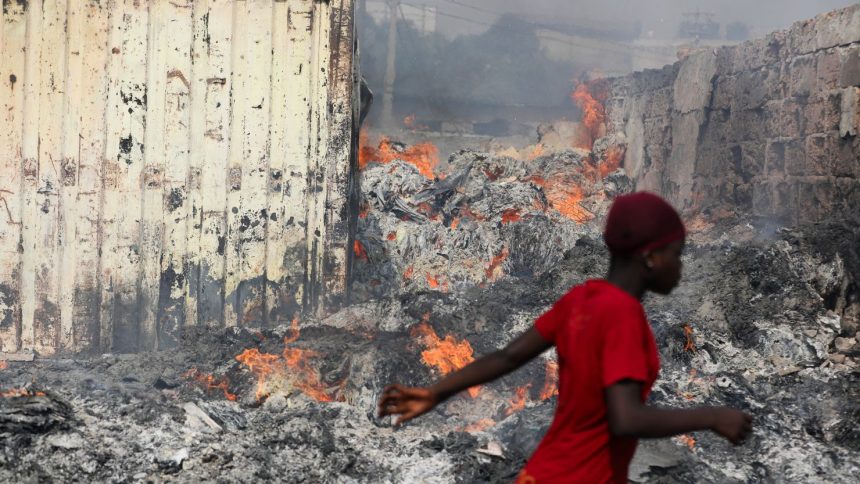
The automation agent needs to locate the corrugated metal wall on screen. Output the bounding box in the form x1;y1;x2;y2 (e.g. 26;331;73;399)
0;0;357;355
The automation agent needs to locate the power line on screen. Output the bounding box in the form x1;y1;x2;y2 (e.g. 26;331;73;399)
438;0;506;16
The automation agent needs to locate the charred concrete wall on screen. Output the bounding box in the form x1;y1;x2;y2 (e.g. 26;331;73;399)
0;0;357;356
607;5;860;224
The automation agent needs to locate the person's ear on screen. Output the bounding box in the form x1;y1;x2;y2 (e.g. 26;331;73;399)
642;251;655;269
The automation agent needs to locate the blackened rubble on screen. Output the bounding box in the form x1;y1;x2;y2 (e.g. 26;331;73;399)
1;147;859;482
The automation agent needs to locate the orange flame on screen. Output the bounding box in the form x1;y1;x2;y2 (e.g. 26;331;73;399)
183;368;238;401
416;202;441;221
676;434;696;450
359;131;439;178
460;205;487;222
504;384;532;417
571;80;609;150
683;324;696;353
358;204;370;219
530;177;594;223
403;114;429;131
501;209;521;224
403;265;414;280
235;318;341;402
386;231;397;241
527;143;545;160
483;167;503;181
353;240;368;260
283;316;301;345
424;273;448;292
0;388;46;398
462;418;496;433
540;360;560;400
0;360;7;370
411;320;479;398
282;346;338;403
600;145;625;178
449;217;460;230
235;348;281;400
426;273;440;289
485;246;510;281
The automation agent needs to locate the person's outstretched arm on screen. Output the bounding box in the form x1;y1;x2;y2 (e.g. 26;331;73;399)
378;327;552;425
606;380;753;444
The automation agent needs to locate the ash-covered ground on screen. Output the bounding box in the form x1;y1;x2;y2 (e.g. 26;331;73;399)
2;146;859;483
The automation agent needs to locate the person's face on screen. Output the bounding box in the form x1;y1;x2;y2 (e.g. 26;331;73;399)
644;239;684;295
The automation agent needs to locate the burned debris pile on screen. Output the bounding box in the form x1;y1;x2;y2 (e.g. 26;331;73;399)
1;141;858;482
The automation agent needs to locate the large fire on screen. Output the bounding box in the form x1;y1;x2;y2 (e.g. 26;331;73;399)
411;318;480;398
359;130;440;179
234;317;343;402
571;79;609;150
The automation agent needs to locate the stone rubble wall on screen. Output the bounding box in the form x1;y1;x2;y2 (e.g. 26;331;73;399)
607;5;860;225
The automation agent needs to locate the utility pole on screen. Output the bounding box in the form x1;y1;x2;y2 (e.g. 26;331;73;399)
358;0;367;22
381;0;399;129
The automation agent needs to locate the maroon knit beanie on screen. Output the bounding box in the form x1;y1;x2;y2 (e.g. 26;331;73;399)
603;192;686;256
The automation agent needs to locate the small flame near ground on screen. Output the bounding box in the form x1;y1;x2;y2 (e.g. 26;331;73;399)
183;368;238;401
0;360;7;370
676;434;697;450
683;324;697;352
359;130;440;179
504;384;532;417
403;114;428;131
501;209;521;224
353;240;368;260
462;418;496;433
411;316;480;398
540;360;560;400
1;388;46;398
527;143;545;160
234;317;344;403
485;246;510;282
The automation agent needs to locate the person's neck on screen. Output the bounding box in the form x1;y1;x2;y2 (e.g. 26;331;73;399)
605;269;646;300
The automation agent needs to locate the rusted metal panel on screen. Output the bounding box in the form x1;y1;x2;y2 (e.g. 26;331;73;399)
0;0;357;355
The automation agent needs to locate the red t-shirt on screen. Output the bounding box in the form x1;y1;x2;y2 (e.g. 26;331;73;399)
519;280;660;484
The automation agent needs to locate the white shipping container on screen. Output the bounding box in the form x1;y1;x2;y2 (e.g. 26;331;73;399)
0;0;358;355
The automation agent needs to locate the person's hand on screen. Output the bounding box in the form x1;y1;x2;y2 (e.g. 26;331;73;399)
377;384;438;425
710;407;753;444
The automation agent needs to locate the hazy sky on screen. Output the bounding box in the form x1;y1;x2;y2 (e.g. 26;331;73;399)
406;0;859;39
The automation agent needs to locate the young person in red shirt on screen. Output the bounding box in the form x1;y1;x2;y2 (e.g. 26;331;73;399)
378;192;753;483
